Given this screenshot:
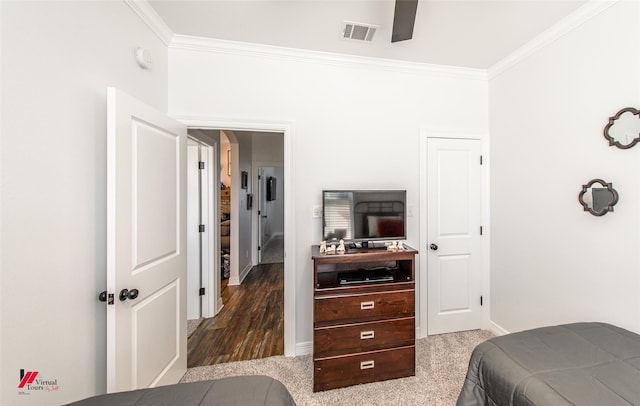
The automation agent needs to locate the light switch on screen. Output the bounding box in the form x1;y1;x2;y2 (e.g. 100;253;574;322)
312;205;322;218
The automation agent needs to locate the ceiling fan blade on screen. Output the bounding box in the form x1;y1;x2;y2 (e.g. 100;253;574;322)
391;0;418;43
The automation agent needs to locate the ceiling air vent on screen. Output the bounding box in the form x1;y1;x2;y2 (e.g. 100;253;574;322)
342;21;377;42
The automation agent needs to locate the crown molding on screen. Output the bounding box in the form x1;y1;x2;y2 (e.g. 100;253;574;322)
488;0;619;79
124;0;174;46
125;0;618;82
129;0;485;80
169;35;488;81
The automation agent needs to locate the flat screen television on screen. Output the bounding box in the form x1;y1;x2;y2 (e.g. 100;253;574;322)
322;190;406;243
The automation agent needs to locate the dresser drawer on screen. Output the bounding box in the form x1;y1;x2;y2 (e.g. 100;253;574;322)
314;289;414;325
314;345;415;392
314;317;414;358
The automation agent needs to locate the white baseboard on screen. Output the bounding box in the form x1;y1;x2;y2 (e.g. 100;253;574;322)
295;341;313;356
239;262;253;283
488;320;509;336
229;261;270;286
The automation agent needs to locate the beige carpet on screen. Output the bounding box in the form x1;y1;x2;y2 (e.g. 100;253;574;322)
186;318;203;338
181;329;493;406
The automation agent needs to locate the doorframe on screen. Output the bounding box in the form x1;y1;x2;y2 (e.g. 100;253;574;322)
177;117;296;357
418;128;490;338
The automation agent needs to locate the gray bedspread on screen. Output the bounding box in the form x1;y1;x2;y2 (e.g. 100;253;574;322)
65;375;296;406
457;323;640;406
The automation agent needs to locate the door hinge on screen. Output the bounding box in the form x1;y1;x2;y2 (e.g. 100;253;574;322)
199;224;205;232
199;287;205;296
258;246;261;251
480;155;483;165
480;226;483;235
198;161;205;170
480;296;483;306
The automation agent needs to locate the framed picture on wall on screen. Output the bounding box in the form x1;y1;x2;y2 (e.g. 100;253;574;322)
247;193;253;210
267;176;277;201
241;171;248;189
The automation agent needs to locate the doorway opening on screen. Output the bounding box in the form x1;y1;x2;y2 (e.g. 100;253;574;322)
185;127;288;367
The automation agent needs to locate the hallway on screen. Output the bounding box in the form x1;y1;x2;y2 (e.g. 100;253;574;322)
187;262;284;367
260;235;284;264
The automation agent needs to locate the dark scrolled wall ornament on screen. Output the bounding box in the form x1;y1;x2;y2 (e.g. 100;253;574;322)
603;107;640;149
578;178;619;216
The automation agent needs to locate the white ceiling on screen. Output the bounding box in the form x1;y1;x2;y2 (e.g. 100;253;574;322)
148;0;587;69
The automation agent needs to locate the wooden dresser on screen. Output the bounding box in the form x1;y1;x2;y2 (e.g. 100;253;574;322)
312;245;417;392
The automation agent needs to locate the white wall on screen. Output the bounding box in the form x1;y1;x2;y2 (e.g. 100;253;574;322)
253;132;284;163
489;1;640;334
0;1;168;405
168;44;489;345
186;140;201;320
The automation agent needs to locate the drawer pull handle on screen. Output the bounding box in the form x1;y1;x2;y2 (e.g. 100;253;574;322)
360;360;375;370
360;301;375;310
360;330;375;340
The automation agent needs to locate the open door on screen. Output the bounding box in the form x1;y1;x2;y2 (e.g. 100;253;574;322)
106;88;187;392
257;168;266;263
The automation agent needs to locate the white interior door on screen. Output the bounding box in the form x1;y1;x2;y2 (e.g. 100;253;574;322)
199;143;217;318
186;140;201;320
258;168;266;263
106;87;187;392
426;138;482;335
187;139;217;319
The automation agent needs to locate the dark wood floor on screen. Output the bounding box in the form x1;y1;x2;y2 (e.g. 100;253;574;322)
187;262;284;367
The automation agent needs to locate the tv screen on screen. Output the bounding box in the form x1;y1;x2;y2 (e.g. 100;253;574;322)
322;190;406;242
